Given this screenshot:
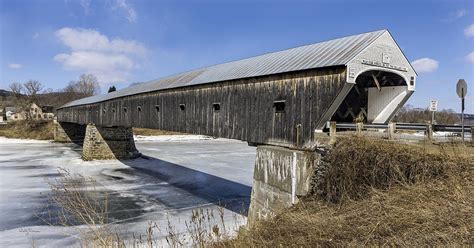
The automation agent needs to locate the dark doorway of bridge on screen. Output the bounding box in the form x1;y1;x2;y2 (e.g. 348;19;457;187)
331;70;406;123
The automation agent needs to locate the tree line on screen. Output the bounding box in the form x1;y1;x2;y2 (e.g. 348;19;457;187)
3;73;102;117
393;104;460;124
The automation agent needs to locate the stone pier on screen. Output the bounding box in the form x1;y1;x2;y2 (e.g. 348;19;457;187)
54;121;86;143
82;123;140;161
247;145;319;224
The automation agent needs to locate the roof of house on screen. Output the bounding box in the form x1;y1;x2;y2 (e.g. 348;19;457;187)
60;29;388;108
41;105;54;113
5;107;17;112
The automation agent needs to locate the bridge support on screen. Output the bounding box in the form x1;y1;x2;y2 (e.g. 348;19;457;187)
247;145;318;225
54;120;86;143
82;124;139;161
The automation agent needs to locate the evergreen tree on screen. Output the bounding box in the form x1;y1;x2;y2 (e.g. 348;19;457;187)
108;86;116;93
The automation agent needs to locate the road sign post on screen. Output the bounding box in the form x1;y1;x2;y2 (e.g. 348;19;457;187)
429;100;438;124
456;79;468;143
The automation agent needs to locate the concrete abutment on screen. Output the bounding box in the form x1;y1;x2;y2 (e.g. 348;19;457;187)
247;145;320;224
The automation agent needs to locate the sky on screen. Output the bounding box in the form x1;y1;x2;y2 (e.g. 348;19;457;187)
0;0;473;113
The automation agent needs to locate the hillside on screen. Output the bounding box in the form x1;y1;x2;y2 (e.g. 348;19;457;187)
0;89;14;97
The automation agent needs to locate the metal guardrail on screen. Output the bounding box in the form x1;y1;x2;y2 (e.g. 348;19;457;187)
333;122;473;133
326;121;474;143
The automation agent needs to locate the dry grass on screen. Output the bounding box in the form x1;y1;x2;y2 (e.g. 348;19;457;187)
132;127;183;136
217;137;473;247
313;137;470;202
0;120;54;140
44;169;239;247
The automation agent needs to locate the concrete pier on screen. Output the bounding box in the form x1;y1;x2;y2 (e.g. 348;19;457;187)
82;124;139;160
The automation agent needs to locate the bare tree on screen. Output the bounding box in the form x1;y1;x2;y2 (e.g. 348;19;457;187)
63;81;77;94
63;74;100;97
9;82;24;97
77;74;101;96
24;80;44;102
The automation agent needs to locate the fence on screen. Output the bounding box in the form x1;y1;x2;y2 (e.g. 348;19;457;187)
327;121;474;144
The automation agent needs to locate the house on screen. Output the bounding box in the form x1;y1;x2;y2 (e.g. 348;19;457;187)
7;103;54;121
0;108;5;124
5;107;17;121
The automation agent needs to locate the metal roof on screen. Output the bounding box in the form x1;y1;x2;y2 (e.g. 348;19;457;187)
60;29;387;108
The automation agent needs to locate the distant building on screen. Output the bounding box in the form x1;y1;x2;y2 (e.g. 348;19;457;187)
5;107;17;121
0;108;5;124
6;103;54;121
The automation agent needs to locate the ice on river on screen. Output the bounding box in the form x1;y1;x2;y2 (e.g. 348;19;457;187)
0;136;256;247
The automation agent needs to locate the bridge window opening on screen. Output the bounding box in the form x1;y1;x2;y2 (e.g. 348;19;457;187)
212;103;221;112
103;109;106;113
123;107;128;113
179;104;186;111
112;108;116;113
331;70;406;124
155;105;160;112
273;100;286;113
410;76;414;86
137;106;142;112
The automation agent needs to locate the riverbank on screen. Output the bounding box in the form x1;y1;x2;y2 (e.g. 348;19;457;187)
0;120;54;140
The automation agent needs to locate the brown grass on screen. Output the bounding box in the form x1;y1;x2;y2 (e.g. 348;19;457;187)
45;169;239;247
217;137;473;247
0;120;54;140
132;127;183;136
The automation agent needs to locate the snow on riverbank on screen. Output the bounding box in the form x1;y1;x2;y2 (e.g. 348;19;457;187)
0;136;51;143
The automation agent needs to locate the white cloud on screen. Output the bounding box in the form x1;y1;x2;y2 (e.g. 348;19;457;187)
8;63;22;69
411;58;439;73
465;24;474;37
113;0;137;23
55;28;146;55
467;52;474;63
54;27;147;83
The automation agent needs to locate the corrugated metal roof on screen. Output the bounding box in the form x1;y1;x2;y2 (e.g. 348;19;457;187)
60;29;387;108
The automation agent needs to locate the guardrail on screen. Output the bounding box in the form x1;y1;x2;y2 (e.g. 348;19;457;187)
327;121;474;143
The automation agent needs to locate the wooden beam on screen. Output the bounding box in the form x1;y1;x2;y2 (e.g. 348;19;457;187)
372;74;381;91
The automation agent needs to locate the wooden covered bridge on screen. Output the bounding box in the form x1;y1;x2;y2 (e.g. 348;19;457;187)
56;29;417;221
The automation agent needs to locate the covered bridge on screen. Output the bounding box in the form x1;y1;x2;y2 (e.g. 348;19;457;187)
56;29;418;221
57;29;416;149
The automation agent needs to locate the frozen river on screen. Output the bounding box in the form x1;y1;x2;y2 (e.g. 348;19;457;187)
0;136;256;247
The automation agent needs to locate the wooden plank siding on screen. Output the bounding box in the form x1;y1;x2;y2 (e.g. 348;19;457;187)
57;66;347;148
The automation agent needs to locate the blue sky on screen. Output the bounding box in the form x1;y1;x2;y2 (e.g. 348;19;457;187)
1;0;473;113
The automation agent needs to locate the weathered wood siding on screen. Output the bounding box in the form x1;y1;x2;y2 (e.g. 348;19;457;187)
58;66;346;147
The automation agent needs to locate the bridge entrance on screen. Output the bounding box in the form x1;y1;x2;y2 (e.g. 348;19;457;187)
331;70;409;124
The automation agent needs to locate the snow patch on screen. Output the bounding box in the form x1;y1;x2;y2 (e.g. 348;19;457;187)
0;137;51;144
